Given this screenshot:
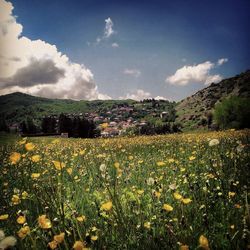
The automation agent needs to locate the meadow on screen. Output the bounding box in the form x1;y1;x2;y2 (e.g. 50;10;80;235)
0;130;249;249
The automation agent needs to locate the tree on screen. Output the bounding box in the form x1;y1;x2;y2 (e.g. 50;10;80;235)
0;114;9;132
26;117;37;134
214;96;250;129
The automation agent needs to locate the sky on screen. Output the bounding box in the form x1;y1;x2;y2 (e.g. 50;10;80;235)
0;0;249;101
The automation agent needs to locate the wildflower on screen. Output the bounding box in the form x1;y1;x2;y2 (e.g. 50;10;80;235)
73;240;87;250
66;168;73;175
31;173;40;179
17;226;30;239
21;191;28;199
11;194;21;205
76;215;86;222
182;198;192;204
209;139;219;146
0;236;17;249
163;204;173;212
144;221;151;229
189;156;196;161
199;235;209;249
235;204;241;209
48;240;58;249
25;142;35;151
147;177;155;186
91;235;98;241
99;164;107;172
230;225;235;230
100;201;113;211
54;232;65;243
31;155;40;162
154;191;161;198
228;192;236;198
38;215;52;229
17;216;26;224
9;152;21;164
173;192;183;200
52;161;66;170
156;161;165;167
114;162;120;168
0;214;9;220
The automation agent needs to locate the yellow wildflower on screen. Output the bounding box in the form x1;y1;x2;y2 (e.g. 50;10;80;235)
180;245;189;250
48;240;58;249
66;168;73;175
199;235;209;250
189;156;196;161
173;192;183;200
38;215;52;229
25;142;35;151
163;204;173;212
17;216;26;224
52;161;66;170
9;152;21;164
114;162;120;168
17;226;30;239
21;191;28;199
182;198;192;204
100;201;113;211
76;216;86;222
73;240;87;250
156;161;165;167
31;155;40;162
31;173;40;179
54;232;65;243
144;221;151;229
0;214;9;220
91;235;98;241
11;195;21;205
228;192;236;198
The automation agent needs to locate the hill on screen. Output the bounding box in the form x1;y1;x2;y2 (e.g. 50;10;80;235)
176;70;250;130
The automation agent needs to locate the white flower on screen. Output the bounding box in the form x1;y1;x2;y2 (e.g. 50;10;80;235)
99;164;107;172
209;139;220;146
147;177;155;186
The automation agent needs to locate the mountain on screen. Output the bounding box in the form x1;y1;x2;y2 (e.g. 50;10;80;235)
176;70;250;130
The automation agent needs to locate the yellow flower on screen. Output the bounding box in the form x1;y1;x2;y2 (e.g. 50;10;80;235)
189;156;196;161
21;191;28;199
173;192;183;200
180;245;189;250
228;192;236;198
73;240;87;250
100;201;113;211
54;232;65;243
209;139;219;146
0;214;9;220
11;195;21;205
31;173;40;179
25;142;35;151
114;162;120;168
182;198;192;204
38;215;52;229
156;161;165;167
17;216;26;224
163;204;173;212
154;191;161;198
199;235;209;249
31;155;40;162
52;161;66;170
9;152;21;164
91;235;98;241
66;168;73;175
17;226;30;239
76;215;86;222
48;240;58;249
144;221;151;229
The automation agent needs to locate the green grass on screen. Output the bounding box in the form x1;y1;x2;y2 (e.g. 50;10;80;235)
0;130;249;249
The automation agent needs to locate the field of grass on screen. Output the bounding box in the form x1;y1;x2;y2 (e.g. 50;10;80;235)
0;130;249;249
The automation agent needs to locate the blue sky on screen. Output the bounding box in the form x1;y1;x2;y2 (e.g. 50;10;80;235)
1;0;250;100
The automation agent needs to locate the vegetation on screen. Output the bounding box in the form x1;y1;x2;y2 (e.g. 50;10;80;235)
214;96;250;129
0;130;249;249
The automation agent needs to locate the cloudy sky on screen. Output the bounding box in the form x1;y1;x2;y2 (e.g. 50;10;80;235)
0;0;249;101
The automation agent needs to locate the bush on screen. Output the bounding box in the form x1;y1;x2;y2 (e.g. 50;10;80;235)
214;96;250;129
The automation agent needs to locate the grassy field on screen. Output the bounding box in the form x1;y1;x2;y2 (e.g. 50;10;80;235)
0;130;249;249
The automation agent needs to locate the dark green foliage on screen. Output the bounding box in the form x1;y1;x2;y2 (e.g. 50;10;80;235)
0;114;9;132
214;96;250;129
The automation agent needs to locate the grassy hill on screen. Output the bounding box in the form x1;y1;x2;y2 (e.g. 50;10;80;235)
176;70;250;130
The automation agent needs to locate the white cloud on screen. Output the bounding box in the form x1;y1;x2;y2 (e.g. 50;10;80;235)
120;89;151;101
111;42;119;48
217;58;228;66
0;0;109;100
166;59;225;86
104;17;114;38
155;96;167;100
123;68;141;78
